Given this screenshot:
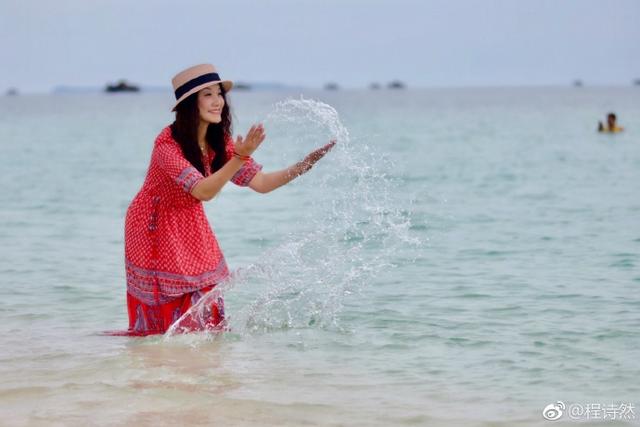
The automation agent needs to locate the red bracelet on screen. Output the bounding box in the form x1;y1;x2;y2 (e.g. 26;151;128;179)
232;151;251;161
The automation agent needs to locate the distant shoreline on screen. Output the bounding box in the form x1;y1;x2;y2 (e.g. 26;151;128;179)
2;84;637;96
51;82;302;94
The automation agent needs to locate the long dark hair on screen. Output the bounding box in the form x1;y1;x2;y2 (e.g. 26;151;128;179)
170;86;232;176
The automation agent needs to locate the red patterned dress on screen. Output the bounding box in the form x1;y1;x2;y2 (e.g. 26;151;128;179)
122;126;262;336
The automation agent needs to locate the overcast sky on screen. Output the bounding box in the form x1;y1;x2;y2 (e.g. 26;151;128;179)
1;0;639;92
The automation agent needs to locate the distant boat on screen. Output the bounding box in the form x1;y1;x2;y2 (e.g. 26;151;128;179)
633;79;640;86
573;79;583;87
234;82;252;91
5;88;18;96
105;80;140;93
388;80;406;90
324;82;339;91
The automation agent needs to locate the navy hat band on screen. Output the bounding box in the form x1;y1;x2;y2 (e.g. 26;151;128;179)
174;73;221;100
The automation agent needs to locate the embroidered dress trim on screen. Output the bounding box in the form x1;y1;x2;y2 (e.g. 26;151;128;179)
125;258;229;305
231;161;263;186
175;166;203;192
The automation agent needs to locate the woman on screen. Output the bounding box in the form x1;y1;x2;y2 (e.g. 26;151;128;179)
123;64;335;336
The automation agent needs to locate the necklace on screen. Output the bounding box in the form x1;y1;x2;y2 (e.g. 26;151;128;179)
199;143;207;155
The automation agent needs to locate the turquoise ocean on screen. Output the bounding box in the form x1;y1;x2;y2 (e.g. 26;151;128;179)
0;87;639;426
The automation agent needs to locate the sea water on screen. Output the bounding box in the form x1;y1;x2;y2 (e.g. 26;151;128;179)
0;87;639;426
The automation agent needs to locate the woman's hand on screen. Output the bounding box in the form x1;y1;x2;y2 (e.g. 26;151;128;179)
291;140;336;177
234;124;266;156
246;140;336;194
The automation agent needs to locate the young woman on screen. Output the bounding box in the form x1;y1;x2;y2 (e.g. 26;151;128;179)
122;64;335;336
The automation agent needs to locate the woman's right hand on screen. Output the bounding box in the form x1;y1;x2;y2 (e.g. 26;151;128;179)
234;123;266;157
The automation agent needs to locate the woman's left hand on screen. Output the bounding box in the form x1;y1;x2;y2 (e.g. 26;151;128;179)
292;140;336;176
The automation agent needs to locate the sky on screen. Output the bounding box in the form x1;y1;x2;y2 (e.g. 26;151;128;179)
1;0;639;92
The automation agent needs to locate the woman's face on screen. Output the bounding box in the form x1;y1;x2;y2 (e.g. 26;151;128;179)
197;84;225;124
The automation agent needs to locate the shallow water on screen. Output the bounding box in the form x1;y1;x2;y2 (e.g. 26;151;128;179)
1;87;639;426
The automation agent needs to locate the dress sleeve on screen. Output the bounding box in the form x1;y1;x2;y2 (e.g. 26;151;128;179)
154;141;204;193
225;136;263;187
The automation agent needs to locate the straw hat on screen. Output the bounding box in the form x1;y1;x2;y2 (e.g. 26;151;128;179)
171;64;233;111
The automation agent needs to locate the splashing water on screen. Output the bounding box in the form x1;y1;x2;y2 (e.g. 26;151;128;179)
166;97;421;339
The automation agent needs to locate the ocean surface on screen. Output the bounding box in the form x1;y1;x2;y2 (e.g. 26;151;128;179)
0;87;639;426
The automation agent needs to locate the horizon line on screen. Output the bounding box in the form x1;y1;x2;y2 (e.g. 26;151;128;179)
4;81;640;95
